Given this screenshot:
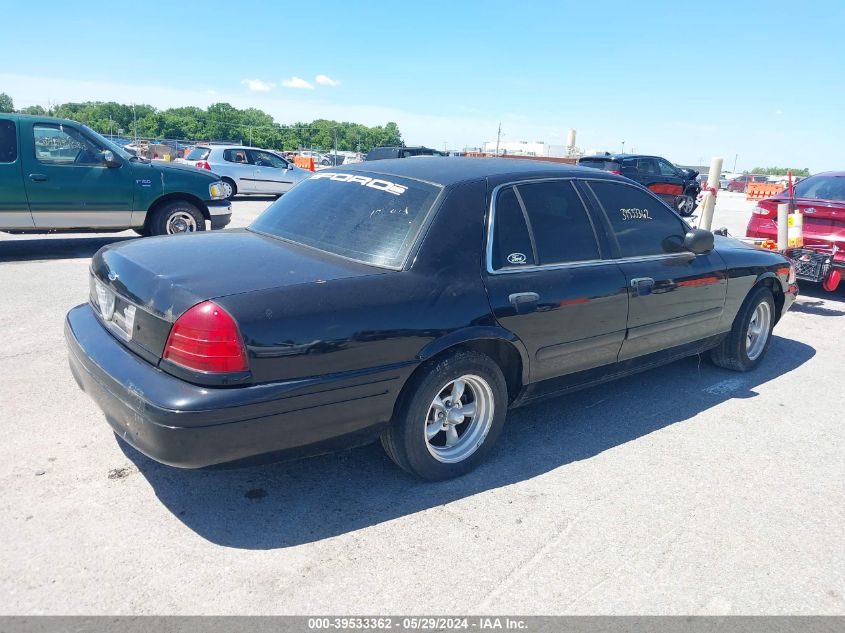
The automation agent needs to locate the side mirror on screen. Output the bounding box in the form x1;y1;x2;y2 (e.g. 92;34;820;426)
102;150;120;168
684;228;714;254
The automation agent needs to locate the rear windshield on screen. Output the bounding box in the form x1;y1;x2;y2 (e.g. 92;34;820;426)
793;174;845;202
250;171;442;268
186;147;211;161
579;159;619;171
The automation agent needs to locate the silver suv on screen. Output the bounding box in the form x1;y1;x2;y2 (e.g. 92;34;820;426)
180;145;310;199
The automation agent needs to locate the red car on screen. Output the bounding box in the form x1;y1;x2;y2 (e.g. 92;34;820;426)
727;174;769;193
747;171;845;289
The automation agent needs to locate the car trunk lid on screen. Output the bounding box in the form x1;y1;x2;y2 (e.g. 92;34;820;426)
89;229;386;360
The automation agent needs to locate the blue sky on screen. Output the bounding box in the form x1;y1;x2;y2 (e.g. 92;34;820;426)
3;0;843;171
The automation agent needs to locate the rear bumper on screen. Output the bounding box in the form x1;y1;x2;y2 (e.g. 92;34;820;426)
65;304;408;468
747;216;845;270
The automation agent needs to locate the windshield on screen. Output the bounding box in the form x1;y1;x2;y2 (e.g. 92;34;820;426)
249;171;442;268
792;174;845;202
82;125;132;160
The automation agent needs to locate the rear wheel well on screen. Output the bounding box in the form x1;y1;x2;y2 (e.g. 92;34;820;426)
146;194;209;229
402;339;523;409
757;277;784;322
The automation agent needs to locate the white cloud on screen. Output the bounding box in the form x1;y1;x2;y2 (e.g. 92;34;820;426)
241;79;276;93
282;76;314;90
315;74;341;87
2;73;835;172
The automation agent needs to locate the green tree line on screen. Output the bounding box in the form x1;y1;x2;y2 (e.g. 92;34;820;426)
0;93;402;153
750;167;810;177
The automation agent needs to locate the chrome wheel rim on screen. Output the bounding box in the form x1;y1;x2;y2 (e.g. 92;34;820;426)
221;181;234;199
424;374;494;464
677;195;694;215
746;301;772;360
166;211;198;234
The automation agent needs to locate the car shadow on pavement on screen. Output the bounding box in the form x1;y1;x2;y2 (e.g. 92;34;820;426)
0;236;136;262
119;335;815;550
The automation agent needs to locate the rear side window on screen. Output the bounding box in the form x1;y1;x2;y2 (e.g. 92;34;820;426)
579;159;619;172
516;181;600;265
635;158;658;174
491;186;534;269
491;181;600;270
223;149;249;163
0;119;16;162
589;181;687;257
185;147;211;161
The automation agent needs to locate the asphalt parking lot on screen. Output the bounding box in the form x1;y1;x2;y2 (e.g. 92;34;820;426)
1;191;843;615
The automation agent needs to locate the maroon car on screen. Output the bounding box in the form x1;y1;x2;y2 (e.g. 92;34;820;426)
747;171;845;291
727;174;769;193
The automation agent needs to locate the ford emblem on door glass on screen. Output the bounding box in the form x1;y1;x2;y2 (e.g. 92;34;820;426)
507;252;527;265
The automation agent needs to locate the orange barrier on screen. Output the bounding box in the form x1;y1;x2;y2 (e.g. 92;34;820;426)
746;182;786;200
294;156;315;171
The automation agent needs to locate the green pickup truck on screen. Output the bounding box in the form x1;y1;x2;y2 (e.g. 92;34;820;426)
0;114;231;236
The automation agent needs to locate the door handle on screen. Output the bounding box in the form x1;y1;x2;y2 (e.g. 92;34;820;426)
630;277;655;297
29;173;48;182
509;292;539;313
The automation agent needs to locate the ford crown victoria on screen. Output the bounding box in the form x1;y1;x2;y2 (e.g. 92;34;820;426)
65;159;797;480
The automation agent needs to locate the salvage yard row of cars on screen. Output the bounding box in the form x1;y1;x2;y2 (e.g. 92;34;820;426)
4;111;841;480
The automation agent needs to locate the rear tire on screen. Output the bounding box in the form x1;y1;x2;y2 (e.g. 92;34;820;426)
149;201;206;236
221;178;237;200
676;194;696;216
710;285;775;371
381;350;508;480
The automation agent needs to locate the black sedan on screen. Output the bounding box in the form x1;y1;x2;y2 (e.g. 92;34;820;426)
66;159;798;480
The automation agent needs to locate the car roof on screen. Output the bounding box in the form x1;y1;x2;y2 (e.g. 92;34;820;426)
580;153;664;161
331;157;628;187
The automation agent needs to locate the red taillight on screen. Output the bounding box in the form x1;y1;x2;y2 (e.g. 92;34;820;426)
609;170;622;175
752;203;776;217
163;301;248;373
196;161;211;170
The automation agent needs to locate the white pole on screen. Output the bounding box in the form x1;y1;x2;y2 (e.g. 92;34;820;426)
698;157;723;230
777;202;789;250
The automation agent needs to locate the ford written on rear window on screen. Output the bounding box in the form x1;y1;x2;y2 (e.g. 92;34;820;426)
249;171;442;268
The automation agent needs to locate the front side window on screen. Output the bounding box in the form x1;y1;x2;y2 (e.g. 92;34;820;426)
33;123;104;166
250;171;441;268
0;119;16;163
793;174;845;202
250;150;287;169
589;181;688;257
657;159;679;177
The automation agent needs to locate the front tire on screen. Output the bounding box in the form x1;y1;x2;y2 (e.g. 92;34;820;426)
710;285;775;371
381;350;508;480
149;201;206;236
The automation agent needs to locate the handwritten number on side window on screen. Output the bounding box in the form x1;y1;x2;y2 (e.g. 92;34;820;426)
621;208;652;220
